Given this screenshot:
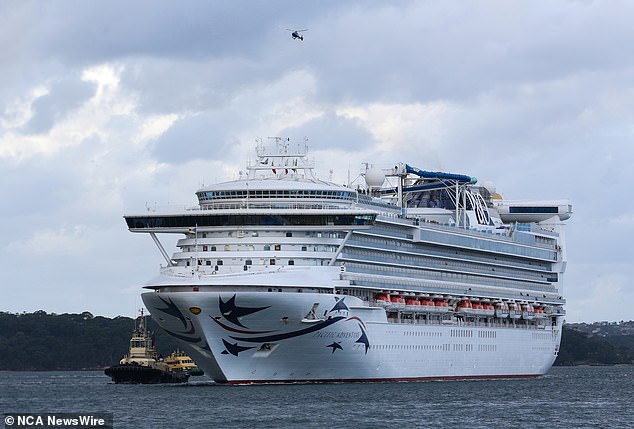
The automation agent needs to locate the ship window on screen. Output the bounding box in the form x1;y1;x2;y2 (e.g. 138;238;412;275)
301;246;307;251
509;206;558;214
217;260;223;265
270;259;276;265
274;244;281;251
211;246;216;251
126;213;376;229
203;245;208;251
288;260;294;265
264;245;271;251
206;261;211;266
286;232;293;237
245;259;252;265
186;261;190;266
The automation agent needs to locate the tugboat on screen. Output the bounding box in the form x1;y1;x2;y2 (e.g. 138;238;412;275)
104;309;189;384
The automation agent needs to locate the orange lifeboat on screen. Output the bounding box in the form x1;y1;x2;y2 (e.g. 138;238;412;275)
521;303;536;320
391;295;406;308
494;301;509;318
375;294;391;306
405;298;421;306
481;301;495;316
432;298;451;313
418;297;436;312
420;298;434;307
456;299;473;314
533;305;545;318
508;302;521;319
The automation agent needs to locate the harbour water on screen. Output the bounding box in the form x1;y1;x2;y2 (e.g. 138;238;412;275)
1;366;632;428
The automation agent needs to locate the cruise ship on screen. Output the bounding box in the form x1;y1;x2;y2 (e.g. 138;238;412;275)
129;137;572;384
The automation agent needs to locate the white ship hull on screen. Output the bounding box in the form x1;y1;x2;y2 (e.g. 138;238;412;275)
142;289;561;384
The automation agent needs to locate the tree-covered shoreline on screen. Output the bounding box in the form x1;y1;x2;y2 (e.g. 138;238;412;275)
0;311;179;371
0;311;632;370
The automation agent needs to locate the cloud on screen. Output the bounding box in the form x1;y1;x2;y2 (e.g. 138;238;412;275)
21;76;95;134
610;213;634;227
566;264;634;323
11;226;89;257
279;111;376;151
1;1;633;321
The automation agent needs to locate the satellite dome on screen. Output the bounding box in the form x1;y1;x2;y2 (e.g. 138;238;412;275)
481;181;496;195
364;168;385;187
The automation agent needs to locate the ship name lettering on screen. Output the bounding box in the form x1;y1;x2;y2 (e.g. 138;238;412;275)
312;331;357;339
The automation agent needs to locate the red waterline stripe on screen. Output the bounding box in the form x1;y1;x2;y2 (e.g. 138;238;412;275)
223;373;542;385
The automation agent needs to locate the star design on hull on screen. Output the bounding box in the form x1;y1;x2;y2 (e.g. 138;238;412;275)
221;339;256;356
155;296;188;328
327;341;343;353
219;294;269;328
150;296;202;342
355;326;370;354
330;297;349;313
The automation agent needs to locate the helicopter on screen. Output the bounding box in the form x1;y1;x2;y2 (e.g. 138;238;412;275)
286;29;308;41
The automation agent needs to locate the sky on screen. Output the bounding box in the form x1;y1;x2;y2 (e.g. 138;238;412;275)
1;0;633;323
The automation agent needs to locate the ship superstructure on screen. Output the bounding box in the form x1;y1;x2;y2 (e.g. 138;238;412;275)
128;137;572;383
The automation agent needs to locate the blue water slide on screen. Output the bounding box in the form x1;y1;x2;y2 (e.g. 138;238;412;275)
405;164;476;184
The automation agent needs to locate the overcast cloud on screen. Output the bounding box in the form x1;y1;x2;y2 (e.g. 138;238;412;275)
1;0;633;322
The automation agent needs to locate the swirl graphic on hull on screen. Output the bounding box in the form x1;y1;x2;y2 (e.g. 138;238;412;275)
209;294;371;358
